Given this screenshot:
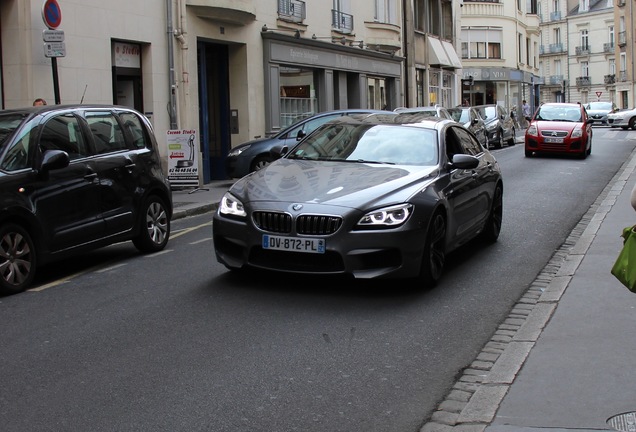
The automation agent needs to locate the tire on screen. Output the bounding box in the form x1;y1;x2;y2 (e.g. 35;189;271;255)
629;118;636;130
132;195;170;253
494;130;504;149
0;223;36;295
481;184;503;243
252;156;272;172
525;150;532;157
418;212;446;288
507;128;516;146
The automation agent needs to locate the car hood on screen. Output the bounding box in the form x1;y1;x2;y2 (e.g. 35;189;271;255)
233;136;276;151
587;109;610;115
228;159;439;209
534;120;580;131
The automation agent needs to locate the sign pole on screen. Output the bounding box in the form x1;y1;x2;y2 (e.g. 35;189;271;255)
51;57;61;104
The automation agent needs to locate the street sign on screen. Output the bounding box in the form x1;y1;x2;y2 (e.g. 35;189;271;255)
42;0;62;29
596;91;603;98
43;29;64;42
44;42;66;58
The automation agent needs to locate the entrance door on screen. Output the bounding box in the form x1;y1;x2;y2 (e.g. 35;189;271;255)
197;42;231;182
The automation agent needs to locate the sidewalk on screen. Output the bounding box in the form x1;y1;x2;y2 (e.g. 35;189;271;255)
423;149;636;432
170;146;636;432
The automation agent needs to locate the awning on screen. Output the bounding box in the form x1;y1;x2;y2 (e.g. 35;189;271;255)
427;37;451;67
441;41;463;69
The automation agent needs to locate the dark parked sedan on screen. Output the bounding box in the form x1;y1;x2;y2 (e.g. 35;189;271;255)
225;109;392;179
213;113;503;287
474;104;516;149
0;104;172;294
448;106;489;148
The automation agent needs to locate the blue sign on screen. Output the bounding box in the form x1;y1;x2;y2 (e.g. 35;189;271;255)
42;0;62;29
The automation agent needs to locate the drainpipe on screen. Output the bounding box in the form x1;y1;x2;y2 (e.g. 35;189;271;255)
402;0;409;107
175;0;189;128
166;0;178;129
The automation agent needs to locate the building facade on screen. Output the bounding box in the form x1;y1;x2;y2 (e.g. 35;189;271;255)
2;0;422;183
538;0;570;103
459;0;541;117
614;0;636;108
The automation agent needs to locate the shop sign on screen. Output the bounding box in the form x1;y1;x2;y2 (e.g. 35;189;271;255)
167;130;199;188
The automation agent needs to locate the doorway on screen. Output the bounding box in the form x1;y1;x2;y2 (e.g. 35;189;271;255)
197;42;230;182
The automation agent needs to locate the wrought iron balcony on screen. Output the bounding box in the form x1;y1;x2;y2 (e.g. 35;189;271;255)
604;74;616;84
619;32;626;46
576;76;591;87
549;43;564;53
278;0;306;23
575;46;590;56
548;75;564;85
603;43;615;53
619;71;628;82
332;10;353;33
618;0;625;6
550;11;562;21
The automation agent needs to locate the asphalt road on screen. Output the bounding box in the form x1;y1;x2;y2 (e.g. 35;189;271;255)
1;127;633;432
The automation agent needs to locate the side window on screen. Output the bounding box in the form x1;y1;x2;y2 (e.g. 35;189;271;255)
86;112;127;154
445;127;465;160
1;130;32;171
40;114;89;160
454;126;483;156
286;114;339;140
119;112;150;150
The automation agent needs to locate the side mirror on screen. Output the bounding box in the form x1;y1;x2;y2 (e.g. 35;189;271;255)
450;154;479;170
41;149;69;171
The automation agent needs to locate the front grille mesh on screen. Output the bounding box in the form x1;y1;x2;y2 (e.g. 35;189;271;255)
540;130;568;137
252;211;342;235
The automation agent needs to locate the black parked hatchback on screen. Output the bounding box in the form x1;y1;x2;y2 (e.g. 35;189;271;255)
0;104;173;294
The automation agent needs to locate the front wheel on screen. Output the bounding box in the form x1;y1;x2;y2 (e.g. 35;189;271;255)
0;224;36;295
629;118;636;130
494;132;504;149
481;184;503;243
418;212;446;288
133;196;170;253
507;128;516;146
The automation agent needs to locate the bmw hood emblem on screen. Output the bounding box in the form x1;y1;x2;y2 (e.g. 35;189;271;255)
292;204;303;211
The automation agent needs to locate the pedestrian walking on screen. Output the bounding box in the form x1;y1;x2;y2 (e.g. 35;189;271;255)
522;100;531;127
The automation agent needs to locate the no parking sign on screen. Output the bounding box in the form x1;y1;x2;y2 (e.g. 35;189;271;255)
42;0;62;29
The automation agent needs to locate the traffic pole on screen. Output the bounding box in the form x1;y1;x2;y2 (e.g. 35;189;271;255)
51;56;60;104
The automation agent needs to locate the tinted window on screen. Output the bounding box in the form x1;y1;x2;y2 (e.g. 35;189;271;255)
120;112;150;150
39;114;89;160
86;112;127;154
453;126;482;156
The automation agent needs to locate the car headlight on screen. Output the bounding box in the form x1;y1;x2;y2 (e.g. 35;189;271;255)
227;145;250;157
526;124;538;136
357;204;412;228
571;126;583;138
219;192;246;218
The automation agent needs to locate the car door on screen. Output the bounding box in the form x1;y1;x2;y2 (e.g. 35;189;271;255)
442;125;482;243
31;112;105;251
454;126;494;231
83;109;147;236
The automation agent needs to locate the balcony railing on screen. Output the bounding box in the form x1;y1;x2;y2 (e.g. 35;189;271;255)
550;11;562;21
278;0;306;23
548;75;564;85
332;10;353;33
604;74;616;84
549;43;564;53
618;0;625;6
575;46;590;56
619;31;626;46
603;43;615;53
619;70;628;82
576;76;591;87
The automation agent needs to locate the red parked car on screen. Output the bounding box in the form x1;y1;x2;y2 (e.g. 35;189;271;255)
524;102;593;158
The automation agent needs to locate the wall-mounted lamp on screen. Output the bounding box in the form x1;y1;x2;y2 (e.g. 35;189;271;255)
262;24;300;39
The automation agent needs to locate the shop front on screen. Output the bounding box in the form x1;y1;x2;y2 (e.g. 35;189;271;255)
261;32;403;136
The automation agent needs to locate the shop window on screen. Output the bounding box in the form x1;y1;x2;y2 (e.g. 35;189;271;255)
279;67;318;128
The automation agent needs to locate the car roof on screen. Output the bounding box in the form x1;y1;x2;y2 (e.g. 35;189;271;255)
0;104;141;114
328;112;456;129
274;109;394;136
539;102;582;108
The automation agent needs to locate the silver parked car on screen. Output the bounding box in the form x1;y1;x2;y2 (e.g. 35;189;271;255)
473;104;516;149
607;107;636;130
213;113;503;288
585;101;617;125
393;105;453;120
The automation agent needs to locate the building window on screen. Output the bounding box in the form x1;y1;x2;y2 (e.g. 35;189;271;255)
461;27;502;59
581;61;589;77
374;0;397;24
415;0;443;36
416;69;425;106
580;29;589;49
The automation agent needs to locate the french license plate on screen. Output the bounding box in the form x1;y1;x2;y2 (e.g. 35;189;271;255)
262;234;325;254
544;137;563;143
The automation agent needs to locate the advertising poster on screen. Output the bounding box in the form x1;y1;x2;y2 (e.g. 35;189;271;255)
167;129;199;188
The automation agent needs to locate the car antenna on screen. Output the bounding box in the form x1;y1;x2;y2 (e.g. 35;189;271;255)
80;85;88;104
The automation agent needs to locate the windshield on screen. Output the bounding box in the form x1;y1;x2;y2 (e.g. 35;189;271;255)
536;106;582;122
477;106;497;120
586;102;612;110
449;109;470;123
0;114;27;147
288;123;439;166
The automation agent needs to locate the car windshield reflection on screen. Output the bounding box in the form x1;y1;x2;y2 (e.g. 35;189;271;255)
288;124;439;166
